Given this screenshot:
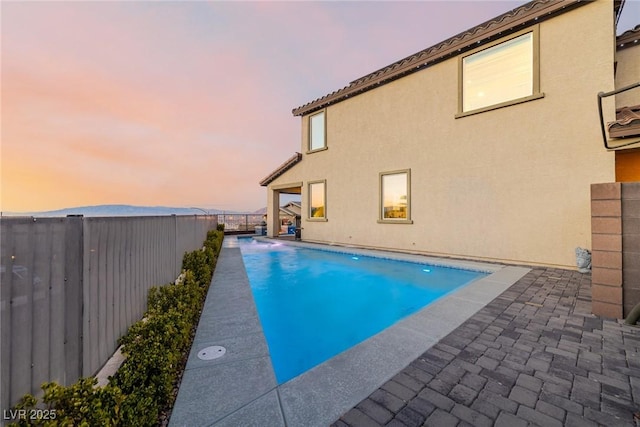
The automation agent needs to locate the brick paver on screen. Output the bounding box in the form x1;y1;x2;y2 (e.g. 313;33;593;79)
333;268;640;426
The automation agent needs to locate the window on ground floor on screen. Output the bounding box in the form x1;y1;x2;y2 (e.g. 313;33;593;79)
379;169;412;223
308;180;326;220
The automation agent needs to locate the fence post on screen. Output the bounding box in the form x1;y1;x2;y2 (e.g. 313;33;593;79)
64;215;84;383
173;215;178;278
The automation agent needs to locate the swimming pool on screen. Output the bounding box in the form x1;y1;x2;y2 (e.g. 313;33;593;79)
239;239;488;384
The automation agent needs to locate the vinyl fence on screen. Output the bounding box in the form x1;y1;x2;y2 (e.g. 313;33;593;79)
0;215;217;412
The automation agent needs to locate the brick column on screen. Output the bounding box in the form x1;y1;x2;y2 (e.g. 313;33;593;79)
591;183;623;318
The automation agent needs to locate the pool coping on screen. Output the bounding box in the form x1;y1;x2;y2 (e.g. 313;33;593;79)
169;236;531;427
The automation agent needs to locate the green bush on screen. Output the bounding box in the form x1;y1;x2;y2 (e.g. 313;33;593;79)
12;378;124;427
182;249;212;287
11;230;224;426
146;271;204;318
216;223;225;232
206;229;223;254
182;230;223;287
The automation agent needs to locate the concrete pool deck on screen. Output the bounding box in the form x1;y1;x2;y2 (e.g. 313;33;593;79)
169;236;530;426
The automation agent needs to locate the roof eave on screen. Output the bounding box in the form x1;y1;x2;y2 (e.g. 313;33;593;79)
259;152;303;187
292;0;587;117
617;25;640;51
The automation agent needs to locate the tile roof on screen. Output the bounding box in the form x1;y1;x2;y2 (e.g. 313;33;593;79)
608;105;640;138
617;25;640;51
292;0;588;117
259;152;302;187
279;206;298;217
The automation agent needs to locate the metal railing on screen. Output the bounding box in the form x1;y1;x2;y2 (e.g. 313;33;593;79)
597;81;640;150
217;214;264;233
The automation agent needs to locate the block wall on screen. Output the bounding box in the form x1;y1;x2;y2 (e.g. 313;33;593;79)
591;182;640;318
591;183;623;318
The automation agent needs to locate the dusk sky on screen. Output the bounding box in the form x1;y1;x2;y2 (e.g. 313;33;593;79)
2;1;638;213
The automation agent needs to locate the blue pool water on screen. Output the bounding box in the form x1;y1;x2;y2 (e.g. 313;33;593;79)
239;239;487;384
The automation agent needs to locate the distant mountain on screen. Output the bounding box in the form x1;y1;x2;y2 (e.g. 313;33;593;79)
3;204;244;218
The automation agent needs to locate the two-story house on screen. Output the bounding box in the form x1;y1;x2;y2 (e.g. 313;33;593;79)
261;0;639;269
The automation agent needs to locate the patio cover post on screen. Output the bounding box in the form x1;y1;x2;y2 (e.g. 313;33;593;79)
266;188;280;237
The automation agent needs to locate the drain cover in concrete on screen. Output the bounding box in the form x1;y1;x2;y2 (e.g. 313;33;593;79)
197;345;226;360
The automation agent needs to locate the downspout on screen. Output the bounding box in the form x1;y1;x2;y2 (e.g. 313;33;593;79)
625;302;640;325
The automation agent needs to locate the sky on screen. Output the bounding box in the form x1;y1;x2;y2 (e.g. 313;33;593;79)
2;1;638;213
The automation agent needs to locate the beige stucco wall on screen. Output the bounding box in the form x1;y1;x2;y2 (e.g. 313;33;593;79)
615;42;640;108
268;1;616;268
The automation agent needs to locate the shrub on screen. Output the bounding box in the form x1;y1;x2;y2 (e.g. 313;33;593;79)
182;249;212;287
216;223;225;232
12;379;124;427
10;230;224;426
146;271;204;318
206;229;223;255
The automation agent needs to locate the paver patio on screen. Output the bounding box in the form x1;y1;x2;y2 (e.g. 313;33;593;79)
333;268;640;427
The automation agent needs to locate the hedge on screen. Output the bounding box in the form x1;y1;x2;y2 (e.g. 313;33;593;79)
11;229;224;426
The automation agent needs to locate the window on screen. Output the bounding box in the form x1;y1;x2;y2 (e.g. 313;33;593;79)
459;28;541;115
379;170;412;223
308;180;326;220
309;111;326;152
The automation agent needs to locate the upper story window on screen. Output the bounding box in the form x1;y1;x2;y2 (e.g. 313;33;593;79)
379;169;412;224
309;110;326;152
308;180;326;220
459;28;542;116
